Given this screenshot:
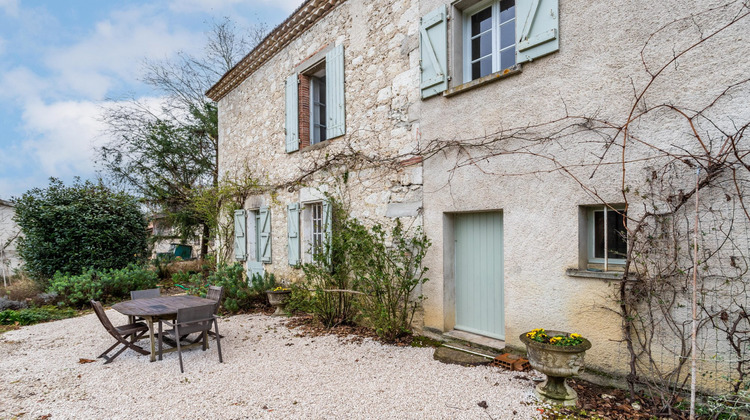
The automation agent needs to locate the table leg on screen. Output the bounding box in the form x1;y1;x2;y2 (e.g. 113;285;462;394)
146;315;156;362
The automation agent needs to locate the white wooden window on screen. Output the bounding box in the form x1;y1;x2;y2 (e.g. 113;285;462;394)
310;202;324;258
462;0;516;82
310;73;327;144
245;210;261;262
587;206;627;269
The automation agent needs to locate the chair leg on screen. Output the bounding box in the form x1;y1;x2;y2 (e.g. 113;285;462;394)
214;319;223;364
176;326;184;373
98;341;120;359
202;331;208;351
158;320;163;361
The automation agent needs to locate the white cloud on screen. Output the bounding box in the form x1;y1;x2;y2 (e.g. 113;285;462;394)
43;7;202;100
0;67;49;101
19;99;108;178
170;0;304;14
0;0;19;18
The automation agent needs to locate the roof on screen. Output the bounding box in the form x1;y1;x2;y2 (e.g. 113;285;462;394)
0;199;14;207
206;0;347;101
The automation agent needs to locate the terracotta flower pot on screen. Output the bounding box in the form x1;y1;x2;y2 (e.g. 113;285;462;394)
520;330;592;406
266;290;291;316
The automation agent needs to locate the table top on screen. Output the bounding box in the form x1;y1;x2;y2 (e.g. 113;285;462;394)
112;295;216;317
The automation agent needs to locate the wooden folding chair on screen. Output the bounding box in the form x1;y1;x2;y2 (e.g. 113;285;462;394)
91;300;150;364
130;288;160;300
158;304;223;373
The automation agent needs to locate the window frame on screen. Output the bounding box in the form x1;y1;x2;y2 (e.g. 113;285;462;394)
309;73;327;145
244;209;262;263
301;201;325;264
586;205;627;269
461;0;517;83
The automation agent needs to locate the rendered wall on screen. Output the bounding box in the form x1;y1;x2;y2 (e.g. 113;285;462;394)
417;0;750;379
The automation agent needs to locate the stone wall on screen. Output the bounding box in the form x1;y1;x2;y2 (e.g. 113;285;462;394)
217;0;424;281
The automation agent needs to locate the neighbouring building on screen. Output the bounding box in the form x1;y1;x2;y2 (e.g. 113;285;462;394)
0;199;21;278
210;0;750;392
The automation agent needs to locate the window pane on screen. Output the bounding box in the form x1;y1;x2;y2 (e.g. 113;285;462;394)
471;7;492;36
594;211;605;259
472;57;493;79
500;21;515;49
319;76;326;102
500;48;516;70
471;32;492;60
607;211;628;259
500;0;515;23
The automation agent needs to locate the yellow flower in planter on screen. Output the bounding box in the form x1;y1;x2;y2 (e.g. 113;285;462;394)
570;333;581;339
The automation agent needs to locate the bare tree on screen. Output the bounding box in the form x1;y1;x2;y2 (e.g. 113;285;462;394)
98;18;267;258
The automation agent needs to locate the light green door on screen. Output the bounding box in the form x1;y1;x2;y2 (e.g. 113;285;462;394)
454;212;504;340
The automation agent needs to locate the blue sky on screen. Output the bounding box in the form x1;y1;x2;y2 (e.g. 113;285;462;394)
0;0;304;200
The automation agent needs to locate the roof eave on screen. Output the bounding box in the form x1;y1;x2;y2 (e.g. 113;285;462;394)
206;0;346;102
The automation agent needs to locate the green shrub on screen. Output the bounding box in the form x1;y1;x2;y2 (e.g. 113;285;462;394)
284;285;314;315
14;178;149;285
352;221;430;342
185;264;276;313
0;306;78;325
300;198;431;340
47;265;159;307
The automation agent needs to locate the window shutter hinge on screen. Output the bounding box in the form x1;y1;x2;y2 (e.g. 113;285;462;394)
447;76;452;81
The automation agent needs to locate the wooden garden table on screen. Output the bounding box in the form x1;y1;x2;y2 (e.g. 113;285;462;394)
112;295;217;362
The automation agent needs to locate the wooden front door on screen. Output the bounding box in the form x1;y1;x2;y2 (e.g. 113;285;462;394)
454;212;505;340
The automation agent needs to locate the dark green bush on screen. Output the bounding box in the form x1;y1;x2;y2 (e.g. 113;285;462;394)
14;178;149;284
0;306;78;325
47;265;159;307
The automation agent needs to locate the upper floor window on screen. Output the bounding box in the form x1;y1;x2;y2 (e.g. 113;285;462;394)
464;0;516;82
310;74;327;145
285;45;346;153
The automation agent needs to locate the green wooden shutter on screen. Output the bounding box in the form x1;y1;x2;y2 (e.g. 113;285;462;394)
325;45;346;139
516;0;559;64
287;203;301;266
322;201;332;266
233;209;246;261
259;206;271;263
285;74;299;153
419;5;448;99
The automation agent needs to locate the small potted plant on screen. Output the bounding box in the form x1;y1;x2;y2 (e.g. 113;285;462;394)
520;328;592;406
266;286;292;316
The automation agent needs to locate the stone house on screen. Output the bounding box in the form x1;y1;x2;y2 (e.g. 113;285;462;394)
210;0;750;389
207;0;424;280
0;199;21;278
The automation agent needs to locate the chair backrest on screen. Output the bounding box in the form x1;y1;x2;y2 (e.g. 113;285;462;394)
175;304;216;335
130;288;160;300
91;300;119;339
206;286;223;313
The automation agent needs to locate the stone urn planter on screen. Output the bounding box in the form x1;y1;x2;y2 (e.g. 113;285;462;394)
520;330;592;406
266;289;291;316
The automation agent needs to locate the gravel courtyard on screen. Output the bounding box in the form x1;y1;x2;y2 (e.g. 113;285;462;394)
0;311;540;419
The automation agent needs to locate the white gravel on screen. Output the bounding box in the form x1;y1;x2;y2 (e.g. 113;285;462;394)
0;311;540;419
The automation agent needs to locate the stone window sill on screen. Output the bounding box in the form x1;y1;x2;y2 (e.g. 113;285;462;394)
299;133;343;153
443;65;522;98
565;268;624;281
